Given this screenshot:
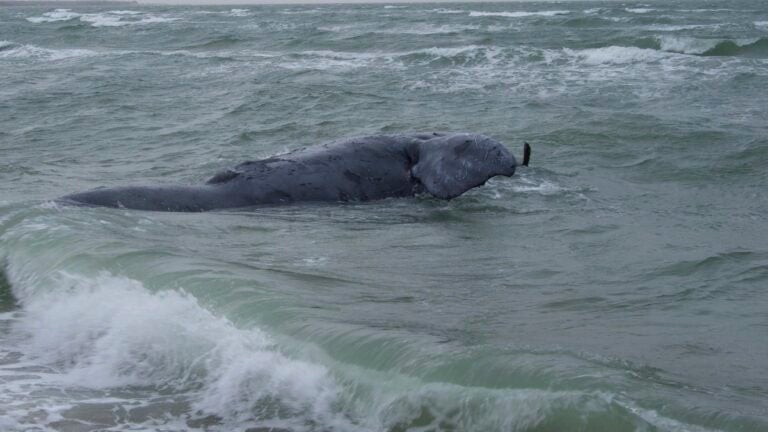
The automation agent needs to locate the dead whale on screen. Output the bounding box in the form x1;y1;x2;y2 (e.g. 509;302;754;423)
61;132;531;212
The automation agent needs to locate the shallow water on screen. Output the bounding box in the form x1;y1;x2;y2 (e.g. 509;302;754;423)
1;1;767;431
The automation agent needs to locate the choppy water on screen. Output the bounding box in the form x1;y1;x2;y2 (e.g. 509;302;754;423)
1;1;767;431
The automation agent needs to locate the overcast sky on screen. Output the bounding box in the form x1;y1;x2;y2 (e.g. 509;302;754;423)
143;0;591;3
142;0;528;3
9;0;593;4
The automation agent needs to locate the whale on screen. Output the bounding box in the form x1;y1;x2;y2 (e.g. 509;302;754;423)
60;132;531;212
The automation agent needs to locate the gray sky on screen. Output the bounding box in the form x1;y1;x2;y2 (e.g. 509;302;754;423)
141;0;584;3
138;0;516;4
8;0;588;5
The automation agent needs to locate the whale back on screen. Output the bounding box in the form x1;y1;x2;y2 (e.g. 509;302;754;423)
412;134;517;200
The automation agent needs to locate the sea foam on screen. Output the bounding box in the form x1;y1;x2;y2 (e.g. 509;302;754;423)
0;42;98;61
25;8;80;23
10;272;345;430
657;36;720;54
469;10;570;18
625;8;655;14
26;9;178;27
564;46;666;65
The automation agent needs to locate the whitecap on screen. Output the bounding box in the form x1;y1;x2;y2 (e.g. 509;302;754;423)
227;8;251;17
678;9;737;13
512;179;569;195
301;257;328;266
469;10;570;18
317;24;362;32
625;8;655;14
27;9;179;27
564;46;666;65
0;43;98;61
107;10;142;15
655;35;761;55
279;50;385;71
431;8;465;14
755;21;768;30
375;24;479;35
415;45;494;58
656;36;720;54
79;13;179;27
645;24;715;31
7;272;346;429
26;8;80;23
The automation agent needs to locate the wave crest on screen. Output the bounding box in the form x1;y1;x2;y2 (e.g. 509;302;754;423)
0;42;98;61
469;10;570;18
658;36;768;56
26;9;178;27
564;46;665;65
12;272;344;430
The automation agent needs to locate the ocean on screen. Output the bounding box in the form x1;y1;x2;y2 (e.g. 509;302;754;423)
1;1;767;430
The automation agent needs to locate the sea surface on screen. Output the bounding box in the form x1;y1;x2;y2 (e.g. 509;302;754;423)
1;1;767;431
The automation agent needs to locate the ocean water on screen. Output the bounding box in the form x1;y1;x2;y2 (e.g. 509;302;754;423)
1;0;767;430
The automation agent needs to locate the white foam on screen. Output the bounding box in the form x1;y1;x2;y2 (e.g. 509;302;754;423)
679;9;737;13
625;8;655;14
10;272;344;429
26;8;80;23
615;398;723;432
657;36;720;54
512;179;568;195
317;24;361;32
301;257;328;266
79;13;179;27
645;24;715;31
227;8;251;17
376;24;479;35
564;46;666;65
469;10;570;18
0;43;98;61
282;50;384;71
107;10;141;15
755;21;768;30
656;35;761;55
27;9;179;28
583;8;604;15
431;8;465;14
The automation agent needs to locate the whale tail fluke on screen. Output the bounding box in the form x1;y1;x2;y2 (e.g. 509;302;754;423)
522;142;531;167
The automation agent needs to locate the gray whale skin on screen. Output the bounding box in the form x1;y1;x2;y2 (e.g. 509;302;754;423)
61;132;530;212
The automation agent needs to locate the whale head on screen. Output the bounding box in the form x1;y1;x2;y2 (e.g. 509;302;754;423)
411;133;527;199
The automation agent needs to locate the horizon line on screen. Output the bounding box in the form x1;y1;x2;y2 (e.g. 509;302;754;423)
1;0;613;5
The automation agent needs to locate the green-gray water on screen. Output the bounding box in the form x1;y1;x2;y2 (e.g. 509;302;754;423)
1;1;767;431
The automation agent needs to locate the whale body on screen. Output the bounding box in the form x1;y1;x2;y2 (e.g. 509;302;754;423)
61;132;530;212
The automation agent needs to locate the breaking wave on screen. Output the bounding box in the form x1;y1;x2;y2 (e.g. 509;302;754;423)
657;36;768;56
429;8;465;14
26;9;178;27
2;271;348;431
0;266;721;432
625;8;655;14
469;10;570;18
563;46;666;65
0;41;99;61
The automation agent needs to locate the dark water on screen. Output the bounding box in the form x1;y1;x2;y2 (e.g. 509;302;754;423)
1;1;767;431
